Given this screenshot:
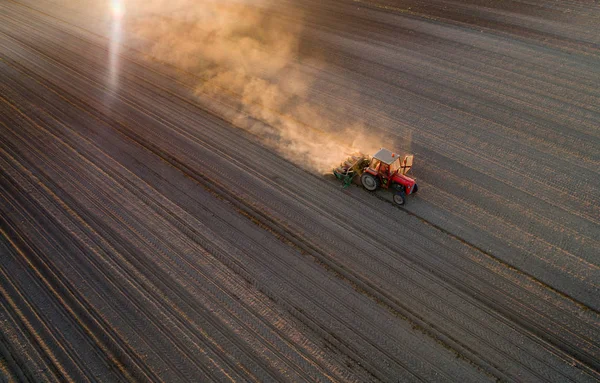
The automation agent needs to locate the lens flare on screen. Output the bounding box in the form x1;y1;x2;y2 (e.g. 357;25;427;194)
110;0;125;19
107;0;124;94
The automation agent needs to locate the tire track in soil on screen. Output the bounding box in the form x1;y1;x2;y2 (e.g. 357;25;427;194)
0;119;308;381
0;66;445;382
2;29;596;380
2;0;596;380
0;51;592;383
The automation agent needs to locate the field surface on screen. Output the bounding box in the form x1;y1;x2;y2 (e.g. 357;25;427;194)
1;0;599;381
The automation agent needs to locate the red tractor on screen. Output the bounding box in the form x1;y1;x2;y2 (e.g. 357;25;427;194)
333;148;418;205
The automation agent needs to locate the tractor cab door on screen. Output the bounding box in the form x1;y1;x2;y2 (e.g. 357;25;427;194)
368;158;381;172
399;155;413;175
379;163;391;188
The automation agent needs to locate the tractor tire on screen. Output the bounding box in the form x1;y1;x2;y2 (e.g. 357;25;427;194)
412;184;419;194
393;192;406;206
361;173;380;191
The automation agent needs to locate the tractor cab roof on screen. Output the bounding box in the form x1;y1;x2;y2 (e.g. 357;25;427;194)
373;148;400;165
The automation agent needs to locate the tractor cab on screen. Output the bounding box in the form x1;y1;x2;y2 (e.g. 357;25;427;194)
366;148;413;188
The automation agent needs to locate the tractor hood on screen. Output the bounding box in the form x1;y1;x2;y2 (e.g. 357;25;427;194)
392;173;417;194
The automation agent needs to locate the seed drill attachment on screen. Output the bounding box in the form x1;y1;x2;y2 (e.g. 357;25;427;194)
333;154;370;188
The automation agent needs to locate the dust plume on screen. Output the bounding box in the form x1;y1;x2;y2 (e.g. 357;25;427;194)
119;0;381;172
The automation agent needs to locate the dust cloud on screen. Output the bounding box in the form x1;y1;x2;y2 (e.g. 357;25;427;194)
119;0;381;172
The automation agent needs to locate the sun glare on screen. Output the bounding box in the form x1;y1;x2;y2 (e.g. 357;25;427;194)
108;0;124;93
110;0;125;19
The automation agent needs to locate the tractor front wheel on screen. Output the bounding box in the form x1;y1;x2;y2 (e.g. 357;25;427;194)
361;173;380;191
393;192;406;206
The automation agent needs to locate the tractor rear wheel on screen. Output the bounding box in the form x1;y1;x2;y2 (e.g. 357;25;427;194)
361;173;380;191
393;192;406;206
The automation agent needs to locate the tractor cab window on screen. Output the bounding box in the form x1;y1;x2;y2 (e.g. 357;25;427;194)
369;158;381;171
390;159;401;174
379;163;390;175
